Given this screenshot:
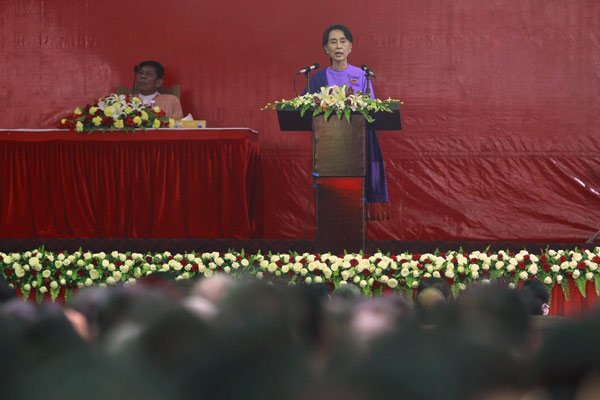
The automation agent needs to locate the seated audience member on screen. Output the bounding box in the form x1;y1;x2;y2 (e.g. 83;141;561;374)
135;60;183;120
416;276;452;300
519;279;550;316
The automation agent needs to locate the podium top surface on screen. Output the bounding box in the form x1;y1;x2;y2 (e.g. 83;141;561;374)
276;102;402;132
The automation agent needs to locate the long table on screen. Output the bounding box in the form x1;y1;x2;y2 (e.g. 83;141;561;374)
0;128;262;239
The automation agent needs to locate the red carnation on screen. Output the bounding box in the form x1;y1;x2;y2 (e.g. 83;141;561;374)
31;270;37;277
387;269;395;277
498;254;503;260
146;256;153;263
313;269;322;276
566;271;573;278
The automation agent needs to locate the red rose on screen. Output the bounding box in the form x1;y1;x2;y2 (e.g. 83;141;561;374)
192;264;199;273
181;259;189;267
398;259;407;265
253;259;259;266
375;258;381;264
559;256;567;263
542;263;551;272
498;254;503;260
424;259;431;264
440;252;446;258
399;279;406;286
540;255;548;263
55;271;61;277
276;260;282;267
91;259;98;266
350;259;358;267
31;270;37;277
446;278;454;286
412;253;421;261
146;256;153;263
325;280;335;292
362;254;371;259
510;270;516;276
236;256;242;261
362;269;370;277
417;263;425;270
594;256;600;263
313;269;322;276
115;260;122;268
566;271;573;278
578;262;586;270
387;269;395;277
372;280;381;290
524;255;531;262
77;269;86;277
452;257;458;263
390;255;397;261
4;268;13;276
518;262;526;270
470;258;478;264
509;252;515;257
287;270;295;277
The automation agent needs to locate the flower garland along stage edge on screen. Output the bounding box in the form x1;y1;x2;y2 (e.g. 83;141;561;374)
58;93;175;133
2;248;600;303
263;84;402;123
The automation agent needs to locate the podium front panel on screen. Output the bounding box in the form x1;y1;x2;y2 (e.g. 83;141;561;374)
313;115;365;177
315;177;365;254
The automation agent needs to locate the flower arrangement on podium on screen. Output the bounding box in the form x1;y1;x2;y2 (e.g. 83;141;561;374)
58;93;175;133
263;84;400;123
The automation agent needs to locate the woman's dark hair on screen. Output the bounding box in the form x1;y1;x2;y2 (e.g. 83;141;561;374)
322;24;353;46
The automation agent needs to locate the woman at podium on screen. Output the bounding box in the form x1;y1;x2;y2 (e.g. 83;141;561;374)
308;24;388;220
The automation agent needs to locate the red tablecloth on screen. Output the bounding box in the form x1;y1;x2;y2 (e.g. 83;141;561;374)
0;129;262;238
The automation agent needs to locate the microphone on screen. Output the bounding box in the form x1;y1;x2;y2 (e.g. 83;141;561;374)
360;64;376;78
296;63;319;75
132;65;139;97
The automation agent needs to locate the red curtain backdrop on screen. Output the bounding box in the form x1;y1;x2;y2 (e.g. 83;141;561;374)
1;0;599;241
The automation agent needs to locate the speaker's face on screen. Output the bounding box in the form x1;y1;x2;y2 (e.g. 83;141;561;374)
136;66;163;95
323;29;352;66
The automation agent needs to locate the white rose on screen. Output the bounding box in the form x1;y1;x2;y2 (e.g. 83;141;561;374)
507;265;515;272
204;269;214;278
590;263;598;272
15;266;25;278
445;270;455;279
102;260;109;268
586;272;594;281
359;280;367;288
314;276;323;284
305;277;312;284
259;260;268;268
256;271;263;279
519;271;528;280
412;270;420;278
573;270;580;279
551;265;560;273
39;286;48;294
42;270;51;279
208;262;216;270
472;271;479;279
113;271;122;280
433;271;441;278
411;281;419;288
23;284;31;291
268;263;278;273
528;264;538;275
353;276;360;284
2;256;12;264
300;268;308;276
457;266;465;274
543;277;552;285
387;278;398;288
110;251;119;258
232;261;240;269
401;268;410;277
60;278;66;285
224;266;231;274
556;275;563;283
380;275;389;284
341;271;350;281
50;281;58;290
57;253;65;261
85;278;93;286
470;264;479;272
106;277;116;285
90;269;99;280
66;270;73;277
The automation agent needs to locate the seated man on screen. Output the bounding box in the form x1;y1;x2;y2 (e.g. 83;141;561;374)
135;60;183;120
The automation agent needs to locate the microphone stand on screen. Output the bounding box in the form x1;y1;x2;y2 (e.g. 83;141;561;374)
364;70;372;97
304;69;312;94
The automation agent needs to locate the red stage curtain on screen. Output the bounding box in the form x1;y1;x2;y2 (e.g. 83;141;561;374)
0;129;262;239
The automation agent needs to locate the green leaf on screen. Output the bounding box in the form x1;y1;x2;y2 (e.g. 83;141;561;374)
324;108;334;121
560;279;570;301
595;274;600;297
344;108;351;122
575;276;587;298
312;108;323;117
300;104;312;117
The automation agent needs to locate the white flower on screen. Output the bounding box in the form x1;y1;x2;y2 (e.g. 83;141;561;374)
411;281;419;288
85;278;93;286
508;283;516;289
15;265;25;278
305;277;312;284
544;277;553;285
528;264;538;275
433;271;441;278
469;264;479;272
66;270;73;277
241;259;249;267
586;272;594;281
457;266;465;274
113;271;122;280
380;275;389;284
224;266;231;274
445;270;455;279
300;268;308;276
341;271;351;281
472;271;479;279
314;276;323;284
39;286;48;294
23;284;31;291
359;280;367;288
2;256;12;264
57;253;65;261
90;269;99;280
267;263;278;273
573;270;580;279
256;272;263;279
551;265;560;273
111;251;119;258
495;261;504;270
387;278;398;288
106;277;116;285
42;270;51;278
557;275;563;283
259;260;268;268
519;271;528;280
412;270;420;278
401;268;410;277
50;281;58;290
353;276;360;284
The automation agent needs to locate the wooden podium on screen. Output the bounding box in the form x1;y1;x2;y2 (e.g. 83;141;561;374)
277;104;401;254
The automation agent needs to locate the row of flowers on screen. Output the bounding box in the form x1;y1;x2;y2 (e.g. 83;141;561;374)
2;248;600;303
58;93;175;133
263;84;400;123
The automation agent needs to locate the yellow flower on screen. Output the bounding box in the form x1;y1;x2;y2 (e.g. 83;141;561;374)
92;116;102;126
61;119;67;124
124;106;133;114
114;119;124;129
168;118;175;128
133;116;142;126
89;106;97;114
153;106;161;113
152;119;161;128
75;121;84;132
141;111;149;121
104;106;115;117
74;107;83;115
132;97;141;103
